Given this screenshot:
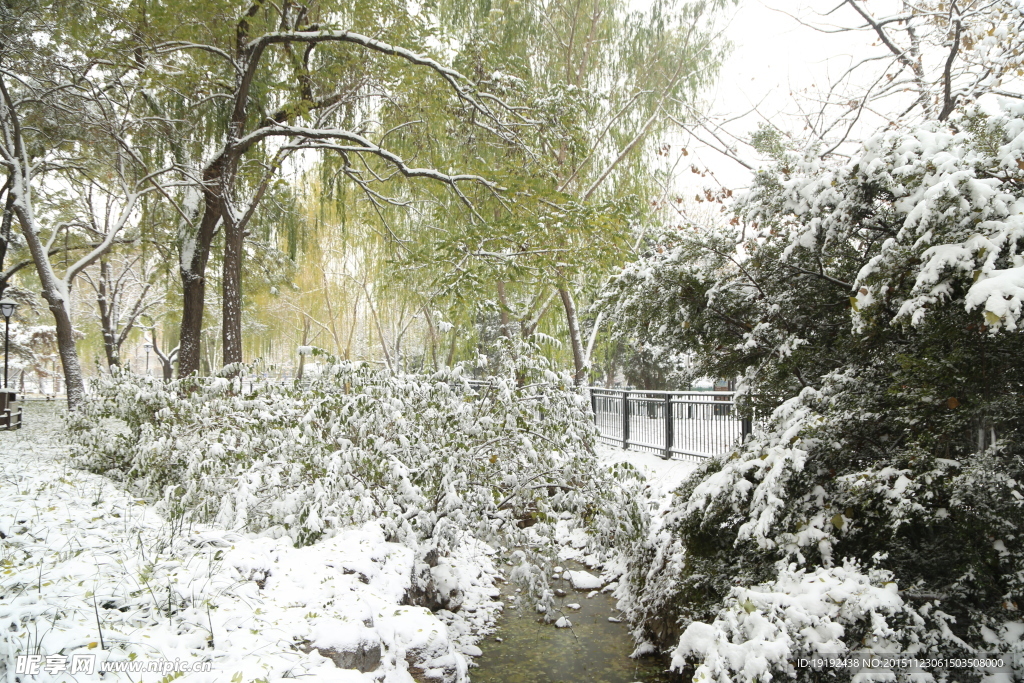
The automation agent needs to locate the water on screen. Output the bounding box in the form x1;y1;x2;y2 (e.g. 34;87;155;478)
470;563;672;683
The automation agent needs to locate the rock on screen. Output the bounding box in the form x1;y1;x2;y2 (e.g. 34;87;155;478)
554;616;572;628
566;603;581;610
405;558;464;613
384;605;463;683
298;631;381;673
608;617;622;623
554;588;566;597
567;570;602;590
314;643;381;672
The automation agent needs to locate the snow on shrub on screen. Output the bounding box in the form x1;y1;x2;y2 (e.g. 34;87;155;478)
604;102;1024;681
674;561;931;682
68;343;645;614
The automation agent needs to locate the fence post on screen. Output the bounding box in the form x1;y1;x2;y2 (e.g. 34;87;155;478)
663;394;673;460
590;389;597;425
741;415;752;441
621;390;630;450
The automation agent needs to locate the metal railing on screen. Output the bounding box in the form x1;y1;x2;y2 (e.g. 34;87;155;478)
237;376;750;460
590;388;751;460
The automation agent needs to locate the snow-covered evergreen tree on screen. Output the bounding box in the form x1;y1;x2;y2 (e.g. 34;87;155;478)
603;102;1024;680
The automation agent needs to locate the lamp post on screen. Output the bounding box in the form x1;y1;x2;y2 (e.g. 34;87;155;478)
0;298;17;389
143;343;152;376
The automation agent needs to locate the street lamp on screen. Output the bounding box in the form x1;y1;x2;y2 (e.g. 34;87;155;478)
143;343;152;375
0;298;17;389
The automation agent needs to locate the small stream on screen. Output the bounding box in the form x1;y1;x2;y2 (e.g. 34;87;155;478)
470;562;671;683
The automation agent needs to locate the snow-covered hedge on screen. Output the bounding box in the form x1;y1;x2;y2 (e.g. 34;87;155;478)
68;348;645;612
604;102;1024;681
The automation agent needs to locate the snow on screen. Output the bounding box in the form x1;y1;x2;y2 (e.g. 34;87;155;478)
672;561;927;682
597;443;701;516
567;571;603;591
0;404;491;682
597;444;701;493
1;389;704;681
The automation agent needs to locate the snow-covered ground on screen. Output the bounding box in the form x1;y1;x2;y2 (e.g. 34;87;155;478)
0;403;700;682
596;444;701;513
0;403;501;682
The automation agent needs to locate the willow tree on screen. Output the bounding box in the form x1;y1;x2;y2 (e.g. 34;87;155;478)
120;0;525;377
404;0;733;383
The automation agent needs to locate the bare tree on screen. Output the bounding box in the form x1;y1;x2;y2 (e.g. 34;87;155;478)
678;0;1024;169
81;251;163;370
0;5;173;407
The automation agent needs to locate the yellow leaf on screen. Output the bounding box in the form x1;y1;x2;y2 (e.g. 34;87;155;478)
88;642;98;649
984;310;1002;325
831;514;845;530
946;397;960;409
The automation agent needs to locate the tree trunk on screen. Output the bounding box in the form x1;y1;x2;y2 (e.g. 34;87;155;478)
8;170;86;408
296;314;311;382
50;293;86;408
559;287;587;386
177;177;222;377
446;326;458;367
583;310;604;369
19;224;86;407
222;211;244;368
497;281;511;338
97;257;120;369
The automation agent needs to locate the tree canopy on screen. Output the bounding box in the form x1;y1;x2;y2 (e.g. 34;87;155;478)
603;96;1024;681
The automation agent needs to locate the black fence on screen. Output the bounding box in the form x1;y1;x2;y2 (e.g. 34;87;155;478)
590;388;751;460
238;376;750;460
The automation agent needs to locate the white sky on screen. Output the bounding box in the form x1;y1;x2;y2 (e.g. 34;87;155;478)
684;0;890;189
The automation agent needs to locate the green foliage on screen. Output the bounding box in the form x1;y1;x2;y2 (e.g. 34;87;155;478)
67;343;642;564
603;104;1024;679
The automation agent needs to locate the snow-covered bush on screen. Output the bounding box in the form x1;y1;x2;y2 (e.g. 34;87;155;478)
604;103;1024;680
68;345;644;612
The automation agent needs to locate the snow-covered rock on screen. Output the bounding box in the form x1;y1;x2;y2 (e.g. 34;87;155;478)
567;570;602;590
